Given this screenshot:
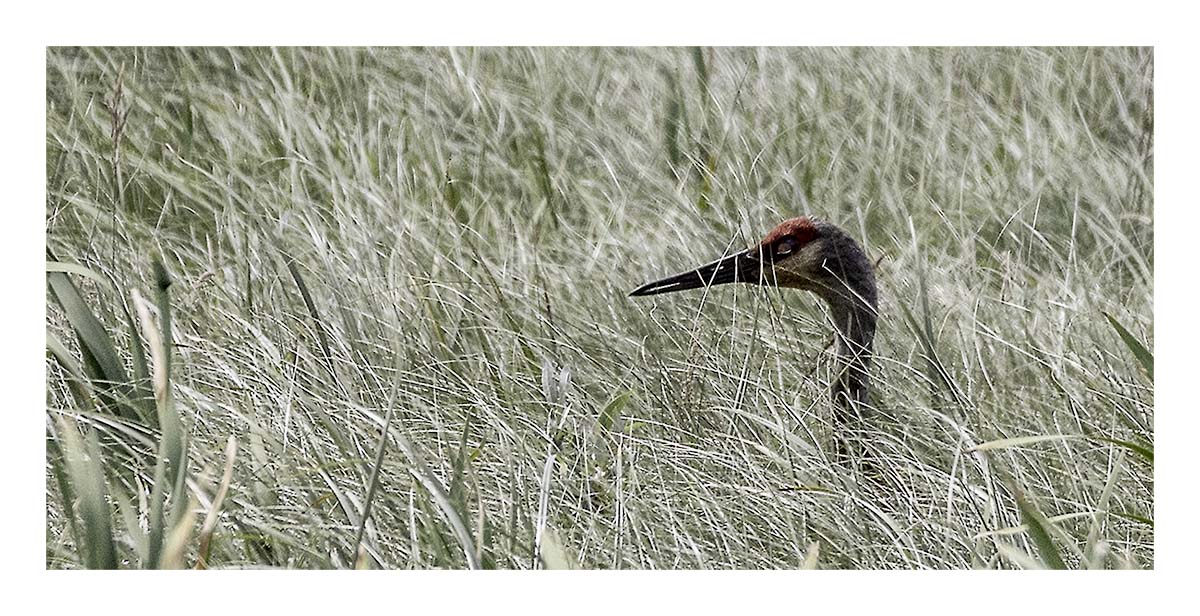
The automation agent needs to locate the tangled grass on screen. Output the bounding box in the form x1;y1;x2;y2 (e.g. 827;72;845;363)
46;47;1153;569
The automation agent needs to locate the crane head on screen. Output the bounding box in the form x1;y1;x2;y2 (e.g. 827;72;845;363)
629;216;827;297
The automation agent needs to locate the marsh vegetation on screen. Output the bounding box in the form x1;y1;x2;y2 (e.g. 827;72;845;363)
46;47;1153;569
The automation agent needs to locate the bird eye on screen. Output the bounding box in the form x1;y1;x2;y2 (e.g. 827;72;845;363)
775;238;797;256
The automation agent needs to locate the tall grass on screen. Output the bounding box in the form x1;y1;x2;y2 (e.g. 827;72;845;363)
46;47;1153;569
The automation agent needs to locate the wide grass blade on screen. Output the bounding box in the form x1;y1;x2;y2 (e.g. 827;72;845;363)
47;262;138;421
196;435;238;569
1011;484;1067;569
1091;436;1153;465
133;260;189;568
117;293;156;426
1102;311;1153;381
973;512;1093;539
283;253;339;382
966;434;1081;453
159;497;198;569
47;331;95;411
350;375;401;568
384;403;481;569
1084;450;1125;569
597;390;630;433
47;261;112;287
57;417;118;569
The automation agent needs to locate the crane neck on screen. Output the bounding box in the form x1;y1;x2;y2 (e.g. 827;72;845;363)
815;258;877;415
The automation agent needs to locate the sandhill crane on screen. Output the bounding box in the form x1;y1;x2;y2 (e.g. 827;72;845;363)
630;217;879;449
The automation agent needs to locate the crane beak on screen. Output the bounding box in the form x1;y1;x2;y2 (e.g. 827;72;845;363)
629;248;765;297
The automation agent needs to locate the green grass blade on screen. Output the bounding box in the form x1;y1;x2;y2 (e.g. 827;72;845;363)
47;266;137;421
1111;510;1154;527
967;434;1082;453
58;417;118;569
133;261;188;568
47;331;95;411
46;421;84;565
46;266;120;383
1084;450;1125;568
995;541;1049;570
118;294;156;426
283;253;338;380
1102;311;1153;381
350;377;400;568
597;391;630;433
973;512;1094;539
391;424;480;569
1090;436;1153;465
1012;484;1067;569
47;261;113;288
197;435;238;569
